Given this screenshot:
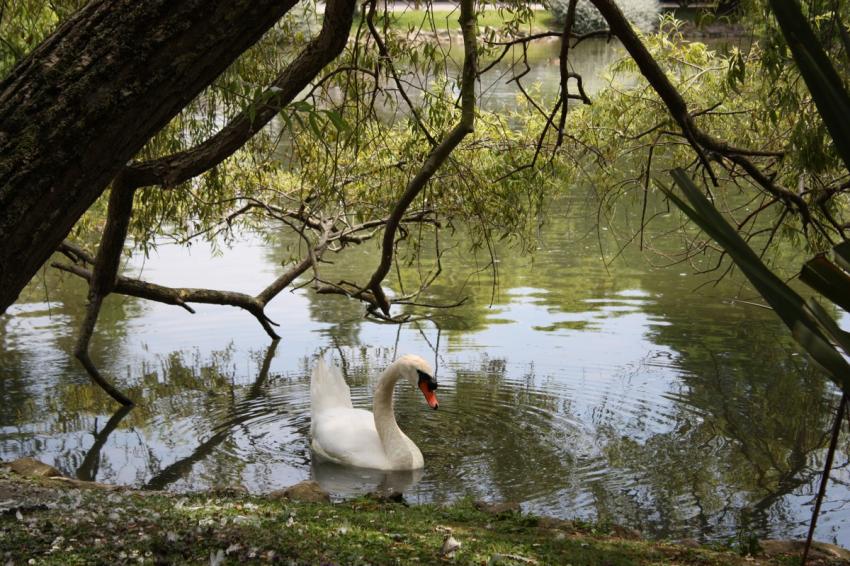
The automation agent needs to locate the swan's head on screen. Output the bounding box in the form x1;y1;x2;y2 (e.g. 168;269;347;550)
396;354;439;410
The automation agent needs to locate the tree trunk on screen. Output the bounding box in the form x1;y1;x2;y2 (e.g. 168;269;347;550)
0;0;299;313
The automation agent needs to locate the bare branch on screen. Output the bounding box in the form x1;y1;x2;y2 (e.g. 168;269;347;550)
365;0;437;146
72;176;137;406
54;261;282;340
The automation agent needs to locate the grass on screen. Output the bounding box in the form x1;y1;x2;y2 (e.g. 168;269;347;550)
0;473;811;565
356;8;556;34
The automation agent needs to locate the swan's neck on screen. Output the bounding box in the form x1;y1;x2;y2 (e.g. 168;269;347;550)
373;364;419;468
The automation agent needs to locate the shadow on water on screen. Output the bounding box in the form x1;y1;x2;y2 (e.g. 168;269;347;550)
76;404;133;482
145;341;281;490
312;461;424;497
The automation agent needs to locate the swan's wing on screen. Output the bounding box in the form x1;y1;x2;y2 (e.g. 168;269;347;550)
310;358;354;421
311;408;387;469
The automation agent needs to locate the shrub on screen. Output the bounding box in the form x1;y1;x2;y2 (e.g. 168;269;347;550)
549;0;661;34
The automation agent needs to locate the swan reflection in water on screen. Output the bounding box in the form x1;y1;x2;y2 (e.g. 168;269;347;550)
311;460;424;497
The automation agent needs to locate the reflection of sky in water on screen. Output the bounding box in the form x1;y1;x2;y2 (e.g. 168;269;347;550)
3;228;849;546
3;34;850;540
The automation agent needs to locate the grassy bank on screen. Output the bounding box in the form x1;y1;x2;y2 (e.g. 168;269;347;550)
3;470;842;565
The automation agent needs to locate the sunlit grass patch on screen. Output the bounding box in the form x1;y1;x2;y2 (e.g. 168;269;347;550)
0;474;779;565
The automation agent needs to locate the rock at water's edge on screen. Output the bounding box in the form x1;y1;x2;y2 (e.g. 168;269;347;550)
6;457;64;478
760;539;850;561
268;480;330;503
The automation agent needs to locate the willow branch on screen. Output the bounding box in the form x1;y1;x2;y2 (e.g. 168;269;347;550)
365;0;437;146
556;0;578;148
121;0;355;190
54;262;282;340
357;0;477;315
73;175;136;406
588;0;813;225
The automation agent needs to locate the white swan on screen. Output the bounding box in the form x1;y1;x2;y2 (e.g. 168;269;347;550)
310;354;439;470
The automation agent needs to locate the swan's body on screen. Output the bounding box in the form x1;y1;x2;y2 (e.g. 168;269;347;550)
310;354;438;471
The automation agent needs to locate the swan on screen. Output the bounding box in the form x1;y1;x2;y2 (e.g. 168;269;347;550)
310;354;439;470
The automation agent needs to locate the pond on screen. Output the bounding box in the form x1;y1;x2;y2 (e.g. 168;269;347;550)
2;37;849;548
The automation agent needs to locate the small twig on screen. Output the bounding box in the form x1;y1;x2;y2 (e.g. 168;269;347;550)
802;394;848;565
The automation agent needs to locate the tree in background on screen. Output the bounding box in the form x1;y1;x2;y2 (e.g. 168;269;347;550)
4;0;850;411
551;0;660;32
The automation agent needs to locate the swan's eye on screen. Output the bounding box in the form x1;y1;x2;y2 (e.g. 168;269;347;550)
416;369;438;391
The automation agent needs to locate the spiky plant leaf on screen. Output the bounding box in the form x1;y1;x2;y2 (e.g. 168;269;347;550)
832;241;850;273
662;168;850;392
801;255;850;313
769;0;850;171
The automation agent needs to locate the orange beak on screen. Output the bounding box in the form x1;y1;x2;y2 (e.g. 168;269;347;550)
418;380;439;410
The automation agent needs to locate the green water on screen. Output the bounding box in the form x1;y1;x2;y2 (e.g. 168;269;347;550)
1;189;846;546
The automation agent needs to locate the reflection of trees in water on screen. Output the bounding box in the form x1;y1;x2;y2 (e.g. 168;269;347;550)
0;258;144;424
318;342;840;542
548;200;844;538
3;342;297;487
260;229;365;346
75;404;133;481
595;328;835;539
3;195;843;540
286;197;647;340
419;355;575;503
0;346;32;427
145;341;281;490
301;348;575;503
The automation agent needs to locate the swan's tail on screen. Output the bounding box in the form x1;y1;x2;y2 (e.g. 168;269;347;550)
310;358;353;424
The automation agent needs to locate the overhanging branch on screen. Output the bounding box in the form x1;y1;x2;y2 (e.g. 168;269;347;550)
356;0;478;315
588;0;815;228
121;0;356;190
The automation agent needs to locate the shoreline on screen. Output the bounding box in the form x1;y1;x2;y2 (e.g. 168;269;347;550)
2;458;849;565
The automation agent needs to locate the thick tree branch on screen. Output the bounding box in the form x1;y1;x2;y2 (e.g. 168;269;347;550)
357;0;478;314
58;240;95;265
54;261;282;340
0;0;303;312
121;0;356;190
43;0;356;404
73;177;137;406
556;0;578;148
588;0;813;224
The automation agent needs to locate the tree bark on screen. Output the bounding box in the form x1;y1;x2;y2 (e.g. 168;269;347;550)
0;0;299;313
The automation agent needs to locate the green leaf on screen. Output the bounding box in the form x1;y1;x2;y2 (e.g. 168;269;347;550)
308;112;323;138
833;241;850;272
662;168;850;392
801;255;850;313
792;320;850;392
280;112;293;133
324;110;350;134
805;298;850;356
666;170;804;330
769;0;850;171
